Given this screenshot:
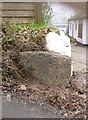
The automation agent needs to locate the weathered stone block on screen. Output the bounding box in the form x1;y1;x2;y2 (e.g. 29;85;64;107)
19;51;71;86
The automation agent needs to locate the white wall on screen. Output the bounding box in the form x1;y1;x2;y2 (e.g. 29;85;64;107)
86;19;88;44
69;18;87;45
69;21;73;37
83;19;87;44
69;20;77;39
74;20;78;39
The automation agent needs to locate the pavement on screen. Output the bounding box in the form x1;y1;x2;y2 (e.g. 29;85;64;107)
2;96;58;118
71;44;86;72
71;44;86;94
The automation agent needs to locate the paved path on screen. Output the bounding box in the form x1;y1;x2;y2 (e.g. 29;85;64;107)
2;93;59;118
71;44;86;72
2;99;58;118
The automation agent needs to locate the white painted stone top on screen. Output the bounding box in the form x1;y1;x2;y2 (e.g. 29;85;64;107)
46;30;71;57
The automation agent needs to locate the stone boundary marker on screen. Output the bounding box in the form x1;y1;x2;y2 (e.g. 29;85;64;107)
20;51;71;86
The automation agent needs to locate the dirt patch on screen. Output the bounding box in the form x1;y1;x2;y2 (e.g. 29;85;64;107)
2;73;86;118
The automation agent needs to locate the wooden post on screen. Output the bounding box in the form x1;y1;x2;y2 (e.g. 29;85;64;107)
35;2;43;25
0;0;2;31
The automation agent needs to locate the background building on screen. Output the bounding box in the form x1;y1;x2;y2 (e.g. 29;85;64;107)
53;23;68;34
68;15;87;45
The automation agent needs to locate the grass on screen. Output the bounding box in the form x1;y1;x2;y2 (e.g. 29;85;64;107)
70;36;76;43
2;21;58;50
15;23;57;30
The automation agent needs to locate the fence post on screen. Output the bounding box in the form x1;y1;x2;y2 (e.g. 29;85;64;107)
35;2;43;25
